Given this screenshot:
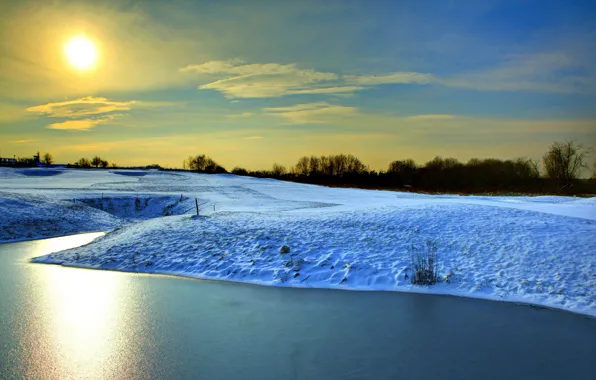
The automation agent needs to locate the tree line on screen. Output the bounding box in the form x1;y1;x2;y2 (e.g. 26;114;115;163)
68;156;111;168
182;141;595;195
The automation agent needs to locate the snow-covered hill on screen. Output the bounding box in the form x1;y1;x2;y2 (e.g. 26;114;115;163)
1;167;595;316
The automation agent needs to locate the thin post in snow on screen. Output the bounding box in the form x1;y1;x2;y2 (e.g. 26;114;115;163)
102;192;104;199
195;198;199;216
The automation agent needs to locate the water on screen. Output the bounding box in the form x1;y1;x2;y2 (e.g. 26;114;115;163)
1;234;595;380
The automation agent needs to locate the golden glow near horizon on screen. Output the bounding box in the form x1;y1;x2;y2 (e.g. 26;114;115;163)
64;36;98;70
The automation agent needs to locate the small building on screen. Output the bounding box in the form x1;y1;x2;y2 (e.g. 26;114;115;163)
0;157;17;166
0;152;42;167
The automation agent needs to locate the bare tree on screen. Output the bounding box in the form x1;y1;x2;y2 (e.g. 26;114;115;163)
513;157;540;179
42;152;54;165
271;163;287;176
100;160;109;168
308;156;321;175
543;141;592;186
424;156;446;170
91;156;103;168
77;157;91;168
294;156;310;176
388;159;417;185
388;159;417;174
185;154;226;173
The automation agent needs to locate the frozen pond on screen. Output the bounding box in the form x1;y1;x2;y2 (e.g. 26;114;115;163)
1;234;595;379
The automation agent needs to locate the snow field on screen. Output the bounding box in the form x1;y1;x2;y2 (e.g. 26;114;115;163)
1;167;595;316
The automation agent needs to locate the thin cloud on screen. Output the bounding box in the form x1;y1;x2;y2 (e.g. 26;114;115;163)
344;72;436;85
182;55;594;98
183;60;360;98
182;60;437;98
181;60;300;76
264;102;333;112
27;96;176;132
45;114;121;131
289;86;365;94
10;139;37;143
192;61;339;98
27;96;136;118
227;112;254;118
406;114;456;120
46;119;102;131
265;102;357;124
440;52;596;94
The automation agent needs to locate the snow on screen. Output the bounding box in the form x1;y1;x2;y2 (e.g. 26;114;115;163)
1;166;595;316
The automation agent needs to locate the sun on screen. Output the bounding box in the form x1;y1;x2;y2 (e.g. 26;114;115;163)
64;36;98;70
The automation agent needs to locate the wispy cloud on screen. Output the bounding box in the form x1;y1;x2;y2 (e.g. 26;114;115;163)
46;119;102;131
227;112;254;118
45;114;122;131
187;60;340;98
265;102;357;124
182;55;595;99
344;72;436;85
181;60;304;76
10;139;37;143
26;97;135;118
406;114;457;120
261;100;596;149
441;52;596;94
182;59;431;98
26;96;176;132
289;86;365;94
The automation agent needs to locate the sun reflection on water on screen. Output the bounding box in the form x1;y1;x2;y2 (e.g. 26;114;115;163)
23;234;139;379
44;267;123;376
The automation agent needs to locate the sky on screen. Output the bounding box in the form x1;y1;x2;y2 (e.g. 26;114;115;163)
1;0;595;171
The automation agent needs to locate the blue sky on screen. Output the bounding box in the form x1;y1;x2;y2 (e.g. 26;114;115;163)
1;0;594;170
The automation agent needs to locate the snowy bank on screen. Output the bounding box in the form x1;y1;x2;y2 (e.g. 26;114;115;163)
1;167;595;316
0;192;123;242
34;205;596;316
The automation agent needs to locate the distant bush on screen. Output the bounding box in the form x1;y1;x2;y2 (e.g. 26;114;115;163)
76;157;92;168
271;163;287;176
232;167;248;175
42;152;54;165
410;241;439;285
91;156;103;168
184;154;227;174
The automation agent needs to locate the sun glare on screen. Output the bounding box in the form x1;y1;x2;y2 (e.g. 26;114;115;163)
64;36;98;70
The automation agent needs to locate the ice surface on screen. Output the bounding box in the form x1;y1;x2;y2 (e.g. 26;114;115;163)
1;167;594;316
